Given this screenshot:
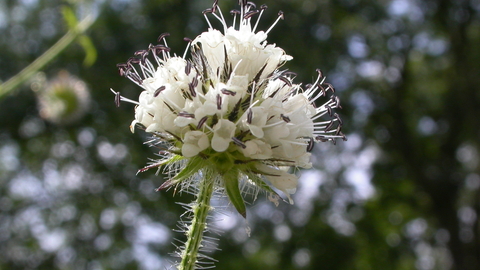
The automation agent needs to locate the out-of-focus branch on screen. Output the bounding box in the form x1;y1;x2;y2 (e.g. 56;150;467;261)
0;15;95;100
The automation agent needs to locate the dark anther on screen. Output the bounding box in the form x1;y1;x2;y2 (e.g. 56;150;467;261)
203;8;214;15
129;73;143;85
117;63;128;76
183;37;193;43
278;76;292;87
325;120;334;132
216;94;222;110
317;83;326;96
221;89;236;96
260;4;268;10
315;135;329;142
305;83;313;90
154;86;166;97
230;9;241;15
335;125;342;136
278;11;284;19
324;104;332;117
247;2;256;8
232;137;247;149
178;111;195;118
247;109;253;124
188;83;197;97
280;114;291;123
191;76;198;87
157;33;170;43
340;132;347;141
212;0;219;12
134;50;149;63
244;10;260;19
134;49;148;56
127;57;141;65
333;113;343;125
151;45;171;55
316;69;323;78
331;96;342;109
197;116;208;129
185;61;192;75
283;71;297;77
307;137;314;152
323;82;335;93
114;91;121;107
153;45;170;51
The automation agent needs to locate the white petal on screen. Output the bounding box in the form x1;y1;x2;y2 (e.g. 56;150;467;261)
211;119;236;152
182;131;210;157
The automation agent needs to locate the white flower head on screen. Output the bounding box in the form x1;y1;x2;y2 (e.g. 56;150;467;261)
112;0;345;216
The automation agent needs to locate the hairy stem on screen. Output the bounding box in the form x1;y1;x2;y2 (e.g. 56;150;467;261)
0;15;94;100
178;174;215;270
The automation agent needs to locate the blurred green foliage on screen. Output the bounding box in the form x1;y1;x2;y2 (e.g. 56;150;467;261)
0;0;479;269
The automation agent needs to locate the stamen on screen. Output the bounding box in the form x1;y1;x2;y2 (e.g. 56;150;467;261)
117;63;128;76
246;2;256;9
216;94;222;110
232;137;247;149
188;83;197;97
212;0;219;11
323;82;335;93
307;137;314;152
215;5;228;32
324;120;335;132
334;113;343;125
185;61;192;75
197;116;208;129
247;109;253;124
282;71;297;77
191;76;198;87
278;76;292;87
203;9;214;29
221;89;236;96
183;37;192;59
157;32;170;43
178;111;195;118
266;11;284;34
230;10;240;29
114;90;121;107
110;88;140;105
154;86;166;97
244;10;259;20
253;5;267;32
280;114;290;123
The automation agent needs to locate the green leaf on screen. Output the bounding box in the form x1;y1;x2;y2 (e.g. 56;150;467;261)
61;6;78;30
223;170;246;218
78;35;97;66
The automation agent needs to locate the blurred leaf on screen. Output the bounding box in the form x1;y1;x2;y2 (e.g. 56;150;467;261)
78;35;97;66
61;6;78;30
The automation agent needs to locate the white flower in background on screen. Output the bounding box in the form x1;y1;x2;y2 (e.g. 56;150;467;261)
35;70;90;125
112;0;345;216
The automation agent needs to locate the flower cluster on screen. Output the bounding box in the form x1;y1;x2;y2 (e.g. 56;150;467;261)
113;0;344;216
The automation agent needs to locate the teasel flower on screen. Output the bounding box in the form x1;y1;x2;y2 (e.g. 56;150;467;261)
35;70;91;125
112;0;345;269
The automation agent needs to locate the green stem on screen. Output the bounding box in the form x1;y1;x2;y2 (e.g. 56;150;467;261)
0;15;94;100
178;174;215;270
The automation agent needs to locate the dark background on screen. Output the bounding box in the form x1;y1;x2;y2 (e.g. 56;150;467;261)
0;0;479;269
